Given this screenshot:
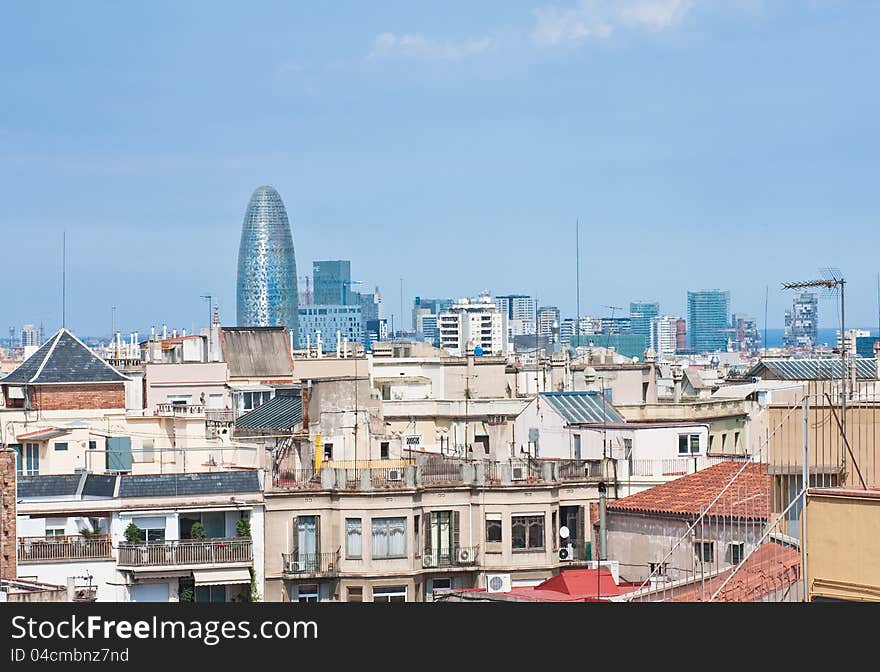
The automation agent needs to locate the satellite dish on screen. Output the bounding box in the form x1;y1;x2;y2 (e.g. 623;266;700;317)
559;525;570;540
474;346;484;357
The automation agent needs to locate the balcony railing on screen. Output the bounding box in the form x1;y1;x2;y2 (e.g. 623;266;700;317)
419;460;465;485
274;468;323;489
117;538;253;568
281;552;339;578
557;459;605;481
17;535;113;562
155;403;205;417
420;546;480;569
205;409;234;423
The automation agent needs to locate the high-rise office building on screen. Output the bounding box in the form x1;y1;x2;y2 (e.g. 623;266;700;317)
298;305;363;352
236;186;299;346
783;292;818;349
495;295;537;341
731;314;761;353
19;324;41;348
313;260;353;305
537;306;560;339
687;290;730;352
630;301;659;348
675;318;687;352
650;315;679;356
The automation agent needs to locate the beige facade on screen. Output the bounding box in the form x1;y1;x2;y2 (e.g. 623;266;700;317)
805;489;880;602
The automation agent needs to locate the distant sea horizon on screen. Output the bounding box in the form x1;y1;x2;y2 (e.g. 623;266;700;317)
762;327;878;349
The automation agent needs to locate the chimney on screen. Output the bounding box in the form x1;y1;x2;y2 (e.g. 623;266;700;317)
673;367;683;403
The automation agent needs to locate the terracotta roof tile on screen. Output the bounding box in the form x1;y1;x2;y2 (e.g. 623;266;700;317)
608;461;770;520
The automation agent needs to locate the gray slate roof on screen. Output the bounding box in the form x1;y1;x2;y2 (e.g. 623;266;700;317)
748;358;877;381
235;392;303;432
81;475;117;498
1;329;129;385
541;391;625;425
118;471;261;498
17;475;82;498
221;327;293;379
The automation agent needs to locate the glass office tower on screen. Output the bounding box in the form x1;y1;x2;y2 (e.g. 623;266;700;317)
687;290;730;353
236;185;299;347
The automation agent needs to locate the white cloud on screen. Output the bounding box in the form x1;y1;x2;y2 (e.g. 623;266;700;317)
532;0;695;46
369;32;497;62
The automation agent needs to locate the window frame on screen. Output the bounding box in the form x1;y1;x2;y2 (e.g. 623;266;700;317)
370;517;408;560
511;514;545;552
345;518;363;559
678;433;701;455
694;540;714;564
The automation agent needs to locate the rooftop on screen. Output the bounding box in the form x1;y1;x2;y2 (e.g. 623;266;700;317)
443;569;639;602
608;460;770;520
1;328;129;385
220;326;294;379
541;391;625;425
235;391;303;433
748;358;877;381
17;471;261;500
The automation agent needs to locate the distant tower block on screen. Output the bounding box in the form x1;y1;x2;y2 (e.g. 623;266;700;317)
236;185;299;347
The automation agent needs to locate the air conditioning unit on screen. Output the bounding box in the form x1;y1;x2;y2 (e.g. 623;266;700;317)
387;468;403;481
285;560;304;573
422;554;436;568
486;573;511;593
457;548;474;564
558;544;574;562
511;466;527;481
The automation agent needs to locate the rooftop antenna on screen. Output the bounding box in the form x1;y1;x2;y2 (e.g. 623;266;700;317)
782;267;846;435
576;219;580;350
763;285;768;358
111;306;117;338
602;305;622;351
62;231;67;329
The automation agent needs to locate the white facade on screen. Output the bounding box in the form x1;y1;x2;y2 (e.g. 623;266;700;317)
537;307;560;338
439;295;508;356
650;315;679;356
494;295;536;341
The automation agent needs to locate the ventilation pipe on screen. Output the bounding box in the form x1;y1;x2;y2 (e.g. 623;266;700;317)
598;481;608;561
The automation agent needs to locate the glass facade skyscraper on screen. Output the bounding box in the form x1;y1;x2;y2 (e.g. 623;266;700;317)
236;185;299;346
313;260;352;305
630;301;659;348
687;290;730;352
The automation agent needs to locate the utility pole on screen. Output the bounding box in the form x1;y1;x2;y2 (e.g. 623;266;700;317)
201;295;213;331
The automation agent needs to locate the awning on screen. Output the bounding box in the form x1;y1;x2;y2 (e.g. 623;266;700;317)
16;427;69;441
193;568;251;586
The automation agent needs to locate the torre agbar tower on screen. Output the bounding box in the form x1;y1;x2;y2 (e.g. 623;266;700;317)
236;185;299;347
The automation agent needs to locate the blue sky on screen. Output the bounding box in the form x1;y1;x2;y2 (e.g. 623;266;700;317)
1;0;879;336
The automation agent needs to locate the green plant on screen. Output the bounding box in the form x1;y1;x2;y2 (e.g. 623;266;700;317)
236;518;251;538
247;567;261;602
189;522;207;540
124;523;144;544
178;585;194;603
78;517;103;539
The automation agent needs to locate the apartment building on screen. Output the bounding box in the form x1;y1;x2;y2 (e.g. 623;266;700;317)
14;471;264;602
438;295;508;356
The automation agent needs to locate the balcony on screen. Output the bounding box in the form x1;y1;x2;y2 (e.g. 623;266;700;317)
205;409;234;424
117;538;253;569
281;552;340;579
557;540;593;566
17;535;113;563
420;546;480;570
155;403;205;417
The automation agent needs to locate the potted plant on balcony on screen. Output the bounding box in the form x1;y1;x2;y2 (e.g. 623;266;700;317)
123;523;147;564
229;518;251;561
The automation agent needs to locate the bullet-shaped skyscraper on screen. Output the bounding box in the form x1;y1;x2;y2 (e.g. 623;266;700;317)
236;185;299;346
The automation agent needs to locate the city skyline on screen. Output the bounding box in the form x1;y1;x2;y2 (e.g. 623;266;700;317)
3;2;880;335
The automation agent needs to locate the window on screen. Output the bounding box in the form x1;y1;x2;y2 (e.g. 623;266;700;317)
10;444;22;475
678;434;700;455
45;527;66;537
141;439;154;463
729;543;745;565
372;586;406;603
722;434;728;451
734;431;740;452
709;435;715;451
649;562;668;576
413;515;420;556
694;541;714;563
573;434;581;460
511;514;545;551
431;578;452;600
54;442;68;452
380;442;389;459
623;438;633;460
195;584;227;603
347;586;363;603
298;584;319;603
485;515;502;543
144;528;165;543
323;443;333;461
24;443;39;475
346;518;362;559
371;517;407;559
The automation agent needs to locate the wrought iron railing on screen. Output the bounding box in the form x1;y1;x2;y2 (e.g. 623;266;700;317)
420;546;480;569
281;552;339;577
118;538;252;567
17;535;112;562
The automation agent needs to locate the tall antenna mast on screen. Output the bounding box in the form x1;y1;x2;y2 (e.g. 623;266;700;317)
763;285;768;358
576;219;580;350
62;231;67;329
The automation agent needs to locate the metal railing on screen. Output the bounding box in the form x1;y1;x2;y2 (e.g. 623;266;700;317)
205;409;234;423
557;459;605;481
273;468;322;489
155;403;205;417
418;459;464;485
117;538;253;567
420;546;480;569
17;535;112;562
370;466;410;488
281;552;339;577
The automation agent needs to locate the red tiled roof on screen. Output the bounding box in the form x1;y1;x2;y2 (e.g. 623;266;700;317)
451;569;640;602
608;461;770;520
670;542;800;602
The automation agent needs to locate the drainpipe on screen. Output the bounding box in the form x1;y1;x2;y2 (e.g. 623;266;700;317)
598;481;607;561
